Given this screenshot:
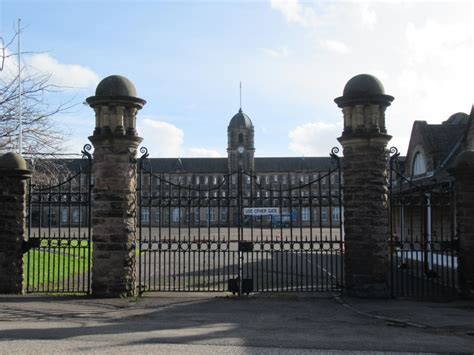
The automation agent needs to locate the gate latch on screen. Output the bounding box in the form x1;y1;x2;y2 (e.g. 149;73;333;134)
238;241;253;252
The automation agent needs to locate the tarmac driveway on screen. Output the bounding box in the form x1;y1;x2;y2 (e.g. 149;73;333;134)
0;293;473;354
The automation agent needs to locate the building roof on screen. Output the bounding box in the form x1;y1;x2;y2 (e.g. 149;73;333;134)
228;109;253;129
143;156;335;174
424;123;467;165
404;114;468;184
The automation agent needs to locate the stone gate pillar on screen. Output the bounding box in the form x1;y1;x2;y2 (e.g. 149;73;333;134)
86;75;146;297
448;150;474;298
335;74;394;298
0;153;32;294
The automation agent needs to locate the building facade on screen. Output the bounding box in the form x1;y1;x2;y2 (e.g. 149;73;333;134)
137;106;342;229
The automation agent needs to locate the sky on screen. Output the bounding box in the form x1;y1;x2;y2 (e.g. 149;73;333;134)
1;0;473;158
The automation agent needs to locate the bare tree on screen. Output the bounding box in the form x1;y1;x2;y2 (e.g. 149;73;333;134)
0;27;75;156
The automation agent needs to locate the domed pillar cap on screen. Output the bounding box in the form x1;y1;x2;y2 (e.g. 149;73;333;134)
86;75;146;108
0;152;31;177
335;74;394;108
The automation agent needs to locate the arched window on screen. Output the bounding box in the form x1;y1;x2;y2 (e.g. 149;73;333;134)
412;152;427;175
238;133;244;144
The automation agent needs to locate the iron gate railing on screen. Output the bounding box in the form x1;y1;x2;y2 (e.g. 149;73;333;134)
24;145;93;294
137;147;344;294
389;147;458;297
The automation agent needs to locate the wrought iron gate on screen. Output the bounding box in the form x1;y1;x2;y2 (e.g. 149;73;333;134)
137;147;344;294
24;145;93;294
389;148;458;297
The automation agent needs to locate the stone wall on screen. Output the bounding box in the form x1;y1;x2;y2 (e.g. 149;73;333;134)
340;137;391;297
90;136;141;297
449;150;474;298
0;153;31;294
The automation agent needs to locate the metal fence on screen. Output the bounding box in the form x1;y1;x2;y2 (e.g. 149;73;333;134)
389;148;458;297
137;147;344;295
24;145;93;294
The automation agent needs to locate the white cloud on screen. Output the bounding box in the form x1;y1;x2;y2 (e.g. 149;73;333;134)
0;49;99;90
270;0;319;27
138;118;184;157
323;40;349;54
360;3;377;28
393;20;474;124
138;118;223;158
261;46;289;58
187;147;222;158
262;1;474;156
288;121;341;156
26;53;99;89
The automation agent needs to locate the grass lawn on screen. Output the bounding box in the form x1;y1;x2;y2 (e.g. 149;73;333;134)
23;243;92;292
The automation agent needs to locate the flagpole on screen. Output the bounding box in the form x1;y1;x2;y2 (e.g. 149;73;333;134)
18;18;22;155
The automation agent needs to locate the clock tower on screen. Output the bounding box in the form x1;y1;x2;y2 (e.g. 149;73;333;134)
227;108;255;172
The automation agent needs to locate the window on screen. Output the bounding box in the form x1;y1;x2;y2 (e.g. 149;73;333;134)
321;207;328;222
274;175;279;183
239;133;244;144
172;208;180;222
220;208;227;221
204;176;209;185
61;209;68;223
314;208;319;220
332;207;341;221
282;175;287;184
141;208;150;223
194;209;200;222
302;207;310;221
72;209;80;224
155;211;161;222
195;176;200;185
256;176;261;184
213;176;217;185
412;151;427;175
208;208;216;222
291;175;296;185
265;176;270;184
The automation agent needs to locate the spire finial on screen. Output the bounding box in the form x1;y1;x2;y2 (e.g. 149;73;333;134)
239;81;242;111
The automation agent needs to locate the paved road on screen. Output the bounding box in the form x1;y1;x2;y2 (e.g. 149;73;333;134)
0;293;473;354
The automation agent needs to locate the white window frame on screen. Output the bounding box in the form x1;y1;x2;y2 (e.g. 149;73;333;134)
61;209;68;224
302;207;310;221
141;208;150;223
413;151;427;175
72;208;80;224
172;208;180;222
321;207;328;222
